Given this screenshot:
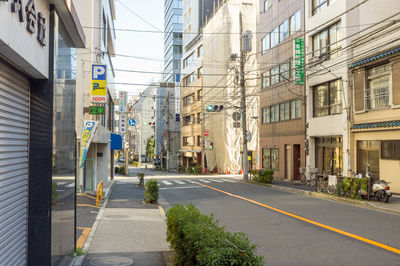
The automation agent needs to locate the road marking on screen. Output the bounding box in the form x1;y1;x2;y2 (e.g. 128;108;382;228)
208;179;223;183
196;182;400;255
77;204;99;208
198;179;211;183
159;186;202;190
161;180;173;185
77;193;97;200
174;180;185;185
76;227;91;249
65;183;75;188
220;179;237;183
56;189;65;192
184;180;196;184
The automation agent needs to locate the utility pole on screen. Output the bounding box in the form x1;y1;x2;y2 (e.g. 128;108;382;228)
239;12;249;181
138;113;142;169
166;91;170;172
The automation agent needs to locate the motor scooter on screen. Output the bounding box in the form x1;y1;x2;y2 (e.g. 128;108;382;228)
359;163;392;203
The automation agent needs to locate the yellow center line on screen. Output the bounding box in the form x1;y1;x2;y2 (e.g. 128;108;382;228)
77;203;99;208
76;227;91;249
196;182;400;255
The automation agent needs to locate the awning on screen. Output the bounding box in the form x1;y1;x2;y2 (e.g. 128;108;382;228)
178;150;202;153
349;47;400;69
351;120;400;130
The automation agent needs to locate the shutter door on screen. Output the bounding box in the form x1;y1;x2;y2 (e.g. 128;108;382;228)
0;61;29;265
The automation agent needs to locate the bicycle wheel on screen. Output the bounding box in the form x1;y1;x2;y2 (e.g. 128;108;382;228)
316;178;324;192
299;174;306;185
327;185;336;195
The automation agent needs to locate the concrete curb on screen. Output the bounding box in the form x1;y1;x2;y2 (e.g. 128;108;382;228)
246;181;400;216
70;179;117;266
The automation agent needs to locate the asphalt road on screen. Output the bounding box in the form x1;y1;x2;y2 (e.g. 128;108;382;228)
156;177;400;266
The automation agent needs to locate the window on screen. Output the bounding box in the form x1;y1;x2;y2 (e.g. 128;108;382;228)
313;79;342;117
262;106;270;124
366;63;390;110
280;19;289;42
183;52;195;68
197;45;203;57
290;10;301;34
264;0;270;11
183;137;188;146
270;104;279;122
279;62;289;82
262;148;279;171
262;72;270;88
197;89;202;100
280;102;290;121
271;66;279;85
271;27;279;48
313;0;336;15
197;112;201;123
290;99;302;119
183;72;195;86
313;21;341;59
262;34;270;53
183;136;194;146
183;93;195;106
197;67;203;79
381;140;400;160
197;135;201;146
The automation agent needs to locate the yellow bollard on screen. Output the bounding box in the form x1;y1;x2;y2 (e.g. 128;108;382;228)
96;181;103;207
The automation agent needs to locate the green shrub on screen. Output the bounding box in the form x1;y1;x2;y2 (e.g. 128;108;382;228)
335;180;345;196
189;167;194;174
254;169;274;184
145;179;159;203
133;161;139;167
115;166;120;174
119;165;125;175
178;166;185;173
194;165;201;174
166;204;263;266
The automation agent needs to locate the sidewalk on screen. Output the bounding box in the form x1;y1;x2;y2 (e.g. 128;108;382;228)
266;180;400;215
72;177;170;266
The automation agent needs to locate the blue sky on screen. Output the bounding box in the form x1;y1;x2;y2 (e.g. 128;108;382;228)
114;0;164;97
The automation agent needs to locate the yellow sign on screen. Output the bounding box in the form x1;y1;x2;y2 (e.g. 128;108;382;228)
91;64;107;103
248;156;252;161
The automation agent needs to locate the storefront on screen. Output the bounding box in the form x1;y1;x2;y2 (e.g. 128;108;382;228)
314;136;343;176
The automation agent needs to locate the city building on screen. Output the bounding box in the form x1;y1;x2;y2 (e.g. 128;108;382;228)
258;0;305;180
0;0;85;264
75;0;117;192
347;0;400;193
201;0;259;173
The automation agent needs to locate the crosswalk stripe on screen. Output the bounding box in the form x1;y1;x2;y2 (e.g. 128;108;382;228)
161;181;173;185
208;179;223;183
65;183;75;187
220;179;236;183
198;179;210;183
184;180;196;184
56;182;66;185
174;180;185;184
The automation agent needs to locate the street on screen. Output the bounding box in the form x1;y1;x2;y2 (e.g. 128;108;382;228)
143;171;400;265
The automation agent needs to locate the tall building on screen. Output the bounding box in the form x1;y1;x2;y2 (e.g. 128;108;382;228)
0;0;85;264
258;0;305;180
75;0;117;192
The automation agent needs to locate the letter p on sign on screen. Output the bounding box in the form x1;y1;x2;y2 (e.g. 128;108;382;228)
92;65;106;80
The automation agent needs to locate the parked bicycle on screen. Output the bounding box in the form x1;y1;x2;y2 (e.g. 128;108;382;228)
316;171;337;195
299;167;318;186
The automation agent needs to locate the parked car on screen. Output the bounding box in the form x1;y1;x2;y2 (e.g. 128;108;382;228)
118;156;125;162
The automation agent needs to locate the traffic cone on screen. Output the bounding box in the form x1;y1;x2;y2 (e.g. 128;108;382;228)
240;168;243;174
218;168;221;174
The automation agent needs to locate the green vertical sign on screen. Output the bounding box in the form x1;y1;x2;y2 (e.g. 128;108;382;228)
294;38;304;85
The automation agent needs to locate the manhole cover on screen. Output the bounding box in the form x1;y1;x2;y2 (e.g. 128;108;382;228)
90;256;133;265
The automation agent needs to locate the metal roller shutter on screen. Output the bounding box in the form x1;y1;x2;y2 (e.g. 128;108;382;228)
0;60;29;265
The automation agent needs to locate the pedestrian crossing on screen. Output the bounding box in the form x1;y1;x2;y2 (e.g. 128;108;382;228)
159;179;237;186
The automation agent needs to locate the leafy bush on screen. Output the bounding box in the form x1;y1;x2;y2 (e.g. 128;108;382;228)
133;161;139;167
115;166;120;174
253;169;274;184
189;167;194;174
194;165;201;174
119;165;125;175
178;166;185;173
340;177;368;199
145;179;159;203
166;204;263;266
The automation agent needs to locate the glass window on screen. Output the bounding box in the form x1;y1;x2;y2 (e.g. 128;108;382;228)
262;148;279;171
262;34;270;53
291;99;302;119
270;104;279;122
271;27;279;48
313;0;336;15
197;67;203;79
262;106;270;124
280;102;290;121
197;45;202;57
366;63;390;110
279;62;289;82
290;10;301;34
280;20;289;42
264;0;270;11
313;79;342;117
271;66;279;85
262;72;270;88
381;140;400;160
313;21;341;58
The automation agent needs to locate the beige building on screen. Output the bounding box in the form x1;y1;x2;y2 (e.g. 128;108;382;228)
201;0;259;173
348;0;400;193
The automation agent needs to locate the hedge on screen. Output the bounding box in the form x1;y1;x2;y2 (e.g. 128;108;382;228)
166;204;264;266
145;179;159;203
250;169;274;184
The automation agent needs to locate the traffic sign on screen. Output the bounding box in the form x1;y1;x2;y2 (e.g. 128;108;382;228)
204;130;209;137
128;119;136;126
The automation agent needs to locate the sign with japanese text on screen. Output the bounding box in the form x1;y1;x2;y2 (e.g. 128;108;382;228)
119;91;127;113
91;64;107;103
294;38;304;85
120;113;127;134
89;106;105;114
79;121;98;168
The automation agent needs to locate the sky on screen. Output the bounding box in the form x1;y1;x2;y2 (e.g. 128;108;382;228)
113;0;164;98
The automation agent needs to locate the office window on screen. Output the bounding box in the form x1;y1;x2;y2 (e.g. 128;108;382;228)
197;89;202;100
366;63;390;110
290;10;301;34
313;0;336;15
262;106;270;124
279;62;289;82
264;0;270;11
262;72;270;88
271;66;279;85
313;21;341;58
280;102;290;121
183;72;195;86
262;148;279;171
270;104;279;122
197;112;201;123
290;99;302;119
271;27;279;48
280;19;289;42
381;140;400;160
313;79;342;117
183;52;195;68
197;67;203;79
197;45;203;57
262;34;270;53
197;135;201;146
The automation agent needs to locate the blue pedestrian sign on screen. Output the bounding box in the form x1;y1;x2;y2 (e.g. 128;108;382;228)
128;119;136;126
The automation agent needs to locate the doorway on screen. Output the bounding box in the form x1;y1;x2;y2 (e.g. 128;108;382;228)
293;144;301;180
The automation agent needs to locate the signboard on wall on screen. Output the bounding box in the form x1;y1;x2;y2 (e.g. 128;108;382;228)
79;121;98;167
91;64;107;103
294;38;304;85
119;91;128;112
120;113;127;134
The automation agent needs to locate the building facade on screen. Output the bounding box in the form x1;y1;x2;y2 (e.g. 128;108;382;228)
258;0;305;180
0;0;85;264
75;0;116;192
